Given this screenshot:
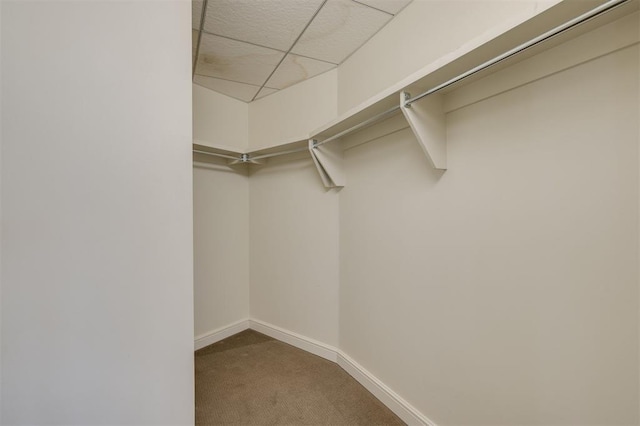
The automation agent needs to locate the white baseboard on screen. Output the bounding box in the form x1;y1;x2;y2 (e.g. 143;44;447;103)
248;319;338;362
336;351;437;426
195;318;435;426
194;319;250;350
247;319;435;426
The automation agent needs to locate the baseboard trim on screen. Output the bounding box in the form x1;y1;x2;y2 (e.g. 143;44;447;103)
194;319;250;350
336;351;437;426
195;318;435;425
247;319;434;426
248;319;338;362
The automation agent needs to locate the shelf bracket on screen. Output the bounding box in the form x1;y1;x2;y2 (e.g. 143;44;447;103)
400;91;447;170
226;153;264;166
309;139;345;188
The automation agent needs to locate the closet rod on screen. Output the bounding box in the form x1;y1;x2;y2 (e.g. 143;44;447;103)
193;145;310;162
193;0;629;162
314;104;400;147
403;0;629;107
193;149;241;161
316;0;628;147
251;146;310;161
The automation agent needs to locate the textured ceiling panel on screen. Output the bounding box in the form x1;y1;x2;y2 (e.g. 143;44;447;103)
291;0;392;64
196;33;285;86
255;87;279;100
266;54;335;90
203;0;325;51
354;0;411;15
191;0;412;102
194;75;261;102
192;0;203;29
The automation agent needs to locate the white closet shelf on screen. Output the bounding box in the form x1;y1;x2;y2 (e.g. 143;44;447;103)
193;0;638;186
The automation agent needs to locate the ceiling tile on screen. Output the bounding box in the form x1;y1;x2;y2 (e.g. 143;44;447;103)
353;0;412;15
291;0;392;64
192;0;204;29
255;87;279;100
196;33;285;86
203;0;325;51
266;54;335;90
194;75;260;102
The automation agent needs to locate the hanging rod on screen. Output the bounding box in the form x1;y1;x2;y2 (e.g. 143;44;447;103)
193;0;630;163
250;146;310;161
322;0;630;145
193;149;241;161
314;104;401;147
403;0;629;107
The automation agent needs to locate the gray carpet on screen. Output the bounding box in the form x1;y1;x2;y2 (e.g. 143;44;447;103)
195;329;406;425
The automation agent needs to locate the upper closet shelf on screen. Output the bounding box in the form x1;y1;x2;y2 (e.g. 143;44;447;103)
193;0;638;187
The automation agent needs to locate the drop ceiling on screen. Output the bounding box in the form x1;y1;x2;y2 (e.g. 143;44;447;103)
192;0;412;102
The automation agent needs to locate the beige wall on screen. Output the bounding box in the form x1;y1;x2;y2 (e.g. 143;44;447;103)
249;154;340;346
1;1;194;424
193;161;250;340
193;155;340;349
338;14;639;423
193;83;249;151
249;70;337;150
336;0;560;114
192;4;640;425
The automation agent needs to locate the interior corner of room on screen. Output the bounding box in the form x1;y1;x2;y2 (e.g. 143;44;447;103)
193;0;640;425
1;0;639;424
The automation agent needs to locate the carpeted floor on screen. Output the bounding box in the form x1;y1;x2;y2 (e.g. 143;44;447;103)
195;329;406;425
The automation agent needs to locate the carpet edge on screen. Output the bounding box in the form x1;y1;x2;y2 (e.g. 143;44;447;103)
246;318;436;426
336;351;437;426
248;318;338;362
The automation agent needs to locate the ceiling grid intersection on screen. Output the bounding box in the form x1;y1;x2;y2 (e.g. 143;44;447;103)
192;0;412;103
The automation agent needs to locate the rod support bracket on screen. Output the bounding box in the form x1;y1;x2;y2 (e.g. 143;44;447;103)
308;139;345;188
403;92;412;108
400;91;447;170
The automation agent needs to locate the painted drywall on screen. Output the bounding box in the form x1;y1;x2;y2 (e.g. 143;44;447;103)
190;3;640;425
249;70;337;150
337;0;560;114
194;83;249;151
193;160;250;340
1;1;194;424
249;154;340;347
339;19;639;426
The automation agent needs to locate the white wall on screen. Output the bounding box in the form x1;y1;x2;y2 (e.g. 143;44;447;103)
193;84;249;151
337;0;559;114
249;154;340;347
1;1;194;424
193;160;250;340
339;18;639;425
